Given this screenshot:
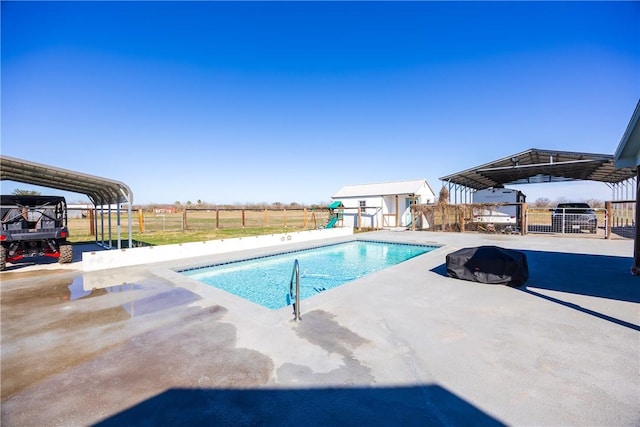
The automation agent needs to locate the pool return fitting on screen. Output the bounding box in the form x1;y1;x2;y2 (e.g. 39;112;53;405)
289;259;301;321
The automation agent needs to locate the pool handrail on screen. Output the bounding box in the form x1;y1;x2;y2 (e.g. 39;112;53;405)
289;259;301;321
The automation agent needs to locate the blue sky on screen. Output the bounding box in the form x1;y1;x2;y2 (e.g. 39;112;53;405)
2;1;639;205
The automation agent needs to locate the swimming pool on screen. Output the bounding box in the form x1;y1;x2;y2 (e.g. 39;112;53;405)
179;240;437;309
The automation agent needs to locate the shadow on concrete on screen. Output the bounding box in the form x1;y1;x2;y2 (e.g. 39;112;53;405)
517;250;639;303
0;256;60;271
93;384;505;426
1;242;107;271
519;287;640;332
430;249;640;331
610;226;636;239
431;250;639;303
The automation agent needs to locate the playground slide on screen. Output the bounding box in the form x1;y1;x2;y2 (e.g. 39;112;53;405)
325;217;338;229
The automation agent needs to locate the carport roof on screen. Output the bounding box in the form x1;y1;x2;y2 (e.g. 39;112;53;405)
439;148;636;190
0;155;133;205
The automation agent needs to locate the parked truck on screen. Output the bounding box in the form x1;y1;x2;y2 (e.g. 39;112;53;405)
472;186;526;226
551;202;598;233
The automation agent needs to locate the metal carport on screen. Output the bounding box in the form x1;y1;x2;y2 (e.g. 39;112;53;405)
0;155;134;249
439;148;637;204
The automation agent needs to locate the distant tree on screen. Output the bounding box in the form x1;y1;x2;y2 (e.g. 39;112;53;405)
272;202;282;208
197;199;202;206
186;201;192;207
289;202;299;208
533;197;552;207
584;198;604;208
12;189;41;196
554;197;568;207
70;198;91;204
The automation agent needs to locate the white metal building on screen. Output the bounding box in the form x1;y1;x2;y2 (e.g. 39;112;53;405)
331;179;436;229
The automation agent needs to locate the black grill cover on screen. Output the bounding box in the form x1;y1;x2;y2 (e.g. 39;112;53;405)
446;246;528;286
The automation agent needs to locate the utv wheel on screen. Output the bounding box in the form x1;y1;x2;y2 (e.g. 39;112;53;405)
59;241;73;264
0;246;6;270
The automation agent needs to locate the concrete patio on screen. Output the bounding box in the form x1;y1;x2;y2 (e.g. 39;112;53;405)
1;231;638;426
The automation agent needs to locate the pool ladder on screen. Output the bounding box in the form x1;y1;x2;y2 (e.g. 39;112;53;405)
289;259;301;321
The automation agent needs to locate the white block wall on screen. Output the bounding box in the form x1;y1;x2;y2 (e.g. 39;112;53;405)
82;227;353;271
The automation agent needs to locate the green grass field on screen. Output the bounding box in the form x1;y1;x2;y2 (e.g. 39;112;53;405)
68;208;332;246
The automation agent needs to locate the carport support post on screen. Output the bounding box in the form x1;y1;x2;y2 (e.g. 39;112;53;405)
520;203;527;235
108;204;113;249
89;208;95;236
634;166;640;275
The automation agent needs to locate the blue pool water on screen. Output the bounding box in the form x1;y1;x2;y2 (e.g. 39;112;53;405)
179;240;437;309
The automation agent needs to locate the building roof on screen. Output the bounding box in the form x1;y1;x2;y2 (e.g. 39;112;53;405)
439;148;636;191
0;155;133;205
614;100;640;169
332;179;434;198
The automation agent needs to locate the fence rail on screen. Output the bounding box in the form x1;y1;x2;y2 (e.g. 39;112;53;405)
526;207;606;235
609;200;636;239
68;202;635;242
411;202;635;240
67;207;331;240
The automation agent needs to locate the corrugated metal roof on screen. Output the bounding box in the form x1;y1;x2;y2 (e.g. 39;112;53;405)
332;179;431;198
0;155;133;205
439;148;636;191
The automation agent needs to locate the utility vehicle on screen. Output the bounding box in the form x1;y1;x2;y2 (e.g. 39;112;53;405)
1;195;73;270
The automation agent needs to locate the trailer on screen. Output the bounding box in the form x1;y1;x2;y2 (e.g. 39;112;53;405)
472;187;526;225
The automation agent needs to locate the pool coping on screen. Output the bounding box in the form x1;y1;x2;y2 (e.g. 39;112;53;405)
81;227;354;272
148;235;448;323
170;238;442;313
